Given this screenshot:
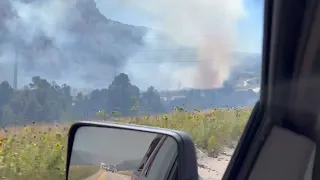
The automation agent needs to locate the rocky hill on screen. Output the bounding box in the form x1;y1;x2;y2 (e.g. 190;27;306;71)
0;0;147;85
0;0;261;91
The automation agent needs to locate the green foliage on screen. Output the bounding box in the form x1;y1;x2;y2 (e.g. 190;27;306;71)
0;77;73;126
0;73;166;126
0;108;250;180
0;124;68;179
112;111;121;116
0;73;256;179
0;73;258;127
96;110;108;119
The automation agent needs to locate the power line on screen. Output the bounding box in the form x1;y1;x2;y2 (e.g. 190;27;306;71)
117;46;241;52
142;34;216;40
114;47;220;52
133;47;198;52
130;60;216;63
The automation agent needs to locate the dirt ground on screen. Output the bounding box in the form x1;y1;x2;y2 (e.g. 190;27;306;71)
197;148;235;180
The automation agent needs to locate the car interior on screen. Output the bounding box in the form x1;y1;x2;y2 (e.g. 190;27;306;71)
222;0;320;179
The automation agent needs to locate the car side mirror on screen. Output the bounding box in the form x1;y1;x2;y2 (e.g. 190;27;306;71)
65;121;198;180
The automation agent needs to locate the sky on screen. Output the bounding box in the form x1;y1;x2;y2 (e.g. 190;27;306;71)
96;0;264;53
71;126;178;165
237;0;264;53
72;126;157;164
93;0;264;90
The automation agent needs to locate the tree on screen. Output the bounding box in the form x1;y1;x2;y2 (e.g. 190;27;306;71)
0;81;13;107
107;73;140;116
1;105;16;125
0;72;258;126
0;81;13;122
140;86;165;114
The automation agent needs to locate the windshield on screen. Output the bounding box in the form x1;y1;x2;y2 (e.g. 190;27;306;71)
0;0;263;179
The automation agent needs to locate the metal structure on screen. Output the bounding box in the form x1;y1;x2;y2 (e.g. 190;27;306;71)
13;57;18;89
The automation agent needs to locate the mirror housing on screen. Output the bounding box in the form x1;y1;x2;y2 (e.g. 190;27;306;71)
66;121;198;180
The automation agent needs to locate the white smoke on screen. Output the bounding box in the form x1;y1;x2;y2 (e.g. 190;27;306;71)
120;0;247;89
1;0;247;90
9;0;77;43
1;0;145;89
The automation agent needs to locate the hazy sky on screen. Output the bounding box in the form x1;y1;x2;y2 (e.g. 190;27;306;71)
95;0;264;89
97;0;263;53
72;126;159;164
0;0;264;90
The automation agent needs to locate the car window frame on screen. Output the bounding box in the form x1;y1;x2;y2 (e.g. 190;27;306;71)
223;0;319;179
140;135;168;176
131;135;166;179
144;137;178;180
166;156;178;180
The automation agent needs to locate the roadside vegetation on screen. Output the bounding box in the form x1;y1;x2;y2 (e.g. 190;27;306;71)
0;107;250;180
0;73;257;127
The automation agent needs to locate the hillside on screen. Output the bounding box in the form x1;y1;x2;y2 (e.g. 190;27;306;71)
0;0;261;91
0;0;147;86
116;159;141;171
70;150;94;166
70;149;117;166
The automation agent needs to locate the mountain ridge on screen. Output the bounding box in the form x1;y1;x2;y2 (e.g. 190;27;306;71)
0;0;261;90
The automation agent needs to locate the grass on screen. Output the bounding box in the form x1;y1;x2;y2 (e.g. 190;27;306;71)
0;107;251;179
0;124;69;180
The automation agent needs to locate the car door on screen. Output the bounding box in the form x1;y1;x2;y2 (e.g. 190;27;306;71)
223;0;320;179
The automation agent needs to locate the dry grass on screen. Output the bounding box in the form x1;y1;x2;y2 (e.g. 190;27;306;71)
0;123;70;138
0;108;251;180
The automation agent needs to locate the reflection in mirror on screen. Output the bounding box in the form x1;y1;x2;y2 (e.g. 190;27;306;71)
68;126;178;180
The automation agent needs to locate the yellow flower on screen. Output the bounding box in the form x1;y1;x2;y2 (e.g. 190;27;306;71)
55;142;61;151
44;134;49;141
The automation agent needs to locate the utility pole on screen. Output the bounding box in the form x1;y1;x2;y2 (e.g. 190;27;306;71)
13;18;18;89
13;50;18;89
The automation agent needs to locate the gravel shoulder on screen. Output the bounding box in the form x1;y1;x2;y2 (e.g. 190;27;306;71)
197;147;235;180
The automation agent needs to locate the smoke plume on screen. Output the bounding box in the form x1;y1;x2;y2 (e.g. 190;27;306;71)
0;0;247;90
120;0;246;88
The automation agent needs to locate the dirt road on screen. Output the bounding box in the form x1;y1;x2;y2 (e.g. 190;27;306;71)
83;147;234;180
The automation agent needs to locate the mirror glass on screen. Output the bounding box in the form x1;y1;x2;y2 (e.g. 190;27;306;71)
68;126;178;180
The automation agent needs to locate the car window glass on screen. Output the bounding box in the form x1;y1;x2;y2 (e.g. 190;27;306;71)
146;136;178;180
0;0;263;178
